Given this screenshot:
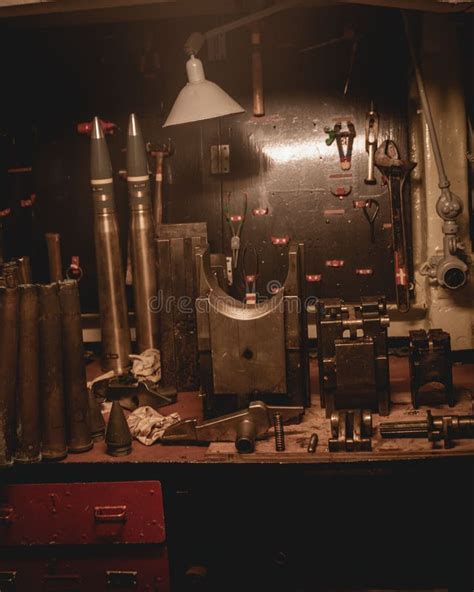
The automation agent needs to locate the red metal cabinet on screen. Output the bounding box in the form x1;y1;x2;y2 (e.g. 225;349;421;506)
0;481;165;545
0;548;170;591
0;481;170;591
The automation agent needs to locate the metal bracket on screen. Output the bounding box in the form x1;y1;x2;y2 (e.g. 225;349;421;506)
329;410;372;452
210;144;230;174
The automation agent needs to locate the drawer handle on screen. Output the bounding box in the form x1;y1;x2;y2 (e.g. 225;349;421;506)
94;505;127;523
0;506;13;525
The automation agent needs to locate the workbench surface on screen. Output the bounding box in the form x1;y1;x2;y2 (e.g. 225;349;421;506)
50;355;473;466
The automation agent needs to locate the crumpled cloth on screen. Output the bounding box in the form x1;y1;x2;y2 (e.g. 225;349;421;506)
127;406;180;446
129;349;161;384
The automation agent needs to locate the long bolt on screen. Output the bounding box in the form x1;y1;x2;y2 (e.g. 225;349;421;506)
273;412;285;452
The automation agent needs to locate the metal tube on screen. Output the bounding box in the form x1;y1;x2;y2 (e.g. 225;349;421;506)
17;256;32;284
45;233;63;282
38;283;68;461
235;419;256;453
0;286;19;467
59;280;93;453
127;114;159;353
402;11;449;190
90;116;131;372
14;284;41;463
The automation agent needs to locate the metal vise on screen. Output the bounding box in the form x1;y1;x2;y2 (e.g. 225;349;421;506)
317;297;390;417
195;242;310;418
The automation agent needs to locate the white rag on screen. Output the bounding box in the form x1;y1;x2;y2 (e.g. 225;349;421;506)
129;349;161;384
127;406;180;446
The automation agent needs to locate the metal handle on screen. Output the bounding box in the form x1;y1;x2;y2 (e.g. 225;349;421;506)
94;505;127;523
43;575;80;592
0;506;13;525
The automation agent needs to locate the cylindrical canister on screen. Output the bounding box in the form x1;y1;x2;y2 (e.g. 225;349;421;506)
38;283;68;461
127;113;159;353
0;286;19;467
58;280;93;453
45;233;63;282
17;256;33;284
90;116;131;372
14;284;41;463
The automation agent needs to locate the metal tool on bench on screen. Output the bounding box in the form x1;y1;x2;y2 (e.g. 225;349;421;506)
329;410;372;452
324;121;356;171
106;374;177;411
317;297;390;417
364;102;379;185
409;329;454;408
374;139;416;313
380;411;474;449
196;241;310;418
162;401;303;454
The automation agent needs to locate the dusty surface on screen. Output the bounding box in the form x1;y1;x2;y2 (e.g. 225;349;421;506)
64;355;474;465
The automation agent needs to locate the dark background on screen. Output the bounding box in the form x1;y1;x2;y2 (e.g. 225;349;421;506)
0;6;472;315
0;4;421;313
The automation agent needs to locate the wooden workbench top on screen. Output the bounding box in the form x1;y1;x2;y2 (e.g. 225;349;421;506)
52;355;473;467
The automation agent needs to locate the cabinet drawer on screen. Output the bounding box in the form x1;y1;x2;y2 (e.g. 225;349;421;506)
0;547;170;592
0;481;165;545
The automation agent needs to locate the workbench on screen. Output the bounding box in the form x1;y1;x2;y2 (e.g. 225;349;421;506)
2;356;473;591
45;355;472;466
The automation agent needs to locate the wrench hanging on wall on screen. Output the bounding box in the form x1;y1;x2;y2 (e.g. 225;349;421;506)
375;140;416;313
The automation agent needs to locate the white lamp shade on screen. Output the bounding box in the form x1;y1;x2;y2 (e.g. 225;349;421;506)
163;56;245;127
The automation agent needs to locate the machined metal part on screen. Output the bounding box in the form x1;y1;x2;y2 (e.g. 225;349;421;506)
380;411;474;449
329;410;372;452
106;375;177;410
374;139;416;312
364;103;379;185
0;286;19;467
106;400;132;456
45;233;63;282
127;113;159;353
409;329;454;408
403;11;468;290
90;116;131;373
59;280;93;453
162;400;303;454
155;222;208;390
317;297;390;417
14;284;41;464
307;432;318;453
195;241;310;418
38;283;68;461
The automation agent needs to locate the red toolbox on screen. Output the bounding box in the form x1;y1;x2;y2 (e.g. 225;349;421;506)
0;481;165;545
0;481;170;591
